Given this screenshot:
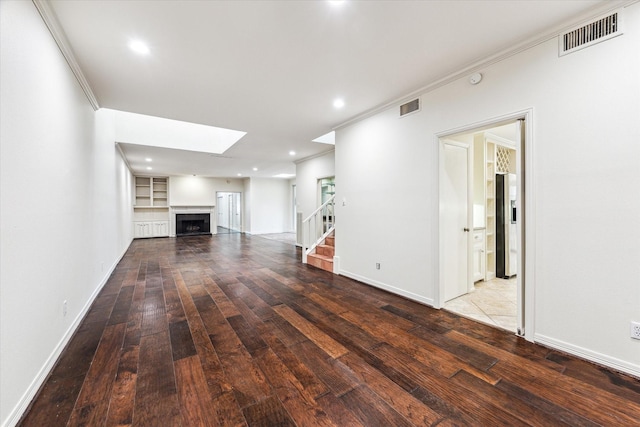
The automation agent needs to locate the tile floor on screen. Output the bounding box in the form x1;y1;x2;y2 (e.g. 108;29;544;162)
444;277;517;332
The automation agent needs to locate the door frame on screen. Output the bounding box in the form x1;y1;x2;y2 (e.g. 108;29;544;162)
439;139;474;303
435;109;535;341
216;191;243;232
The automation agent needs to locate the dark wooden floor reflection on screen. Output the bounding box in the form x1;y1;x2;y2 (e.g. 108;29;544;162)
20;234;640;426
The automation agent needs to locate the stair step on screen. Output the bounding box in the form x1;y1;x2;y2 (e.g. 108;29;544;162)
325;236;335;247
316;244;335;257
307;253;333;272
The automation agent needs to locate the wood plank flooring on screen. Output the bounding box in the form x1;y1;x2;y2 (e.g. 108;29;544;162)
19;234;640;426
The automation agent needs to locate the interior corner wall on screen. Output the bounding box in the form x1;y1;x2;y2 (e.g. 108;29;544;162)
336;2;640;376
0;2;134;426
295;151;335;222
245;178;291;234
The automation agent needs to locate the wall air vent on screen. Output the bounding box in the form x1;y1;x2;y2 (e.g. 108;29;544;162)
559;11;623;56
400;98;420;117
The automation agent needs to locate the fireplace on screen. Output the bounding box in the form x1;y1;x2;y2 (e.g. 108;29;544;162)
176;213;211;236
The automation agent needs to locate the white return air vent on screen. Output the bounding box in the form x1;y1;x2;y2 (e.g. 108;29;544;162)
559;10;623;56
400;98;420;117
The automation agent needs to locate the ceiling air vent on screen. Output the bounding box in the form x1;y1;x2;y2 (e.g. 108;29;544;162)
400;98;420;117
559;11;623;56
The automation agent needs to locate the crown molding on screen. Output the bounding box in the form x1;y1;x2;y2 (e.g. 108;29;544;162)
294;148;335;165
32;0;100;111
334;0;637;131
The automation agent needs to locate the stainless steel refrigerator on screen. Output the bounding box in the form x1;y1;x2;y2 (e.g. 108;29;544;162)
496;173;517;278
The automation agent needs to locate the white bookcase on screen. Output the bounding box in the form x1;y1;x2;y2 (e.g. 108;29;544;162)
485;140;496;280
484;134;517;279
134;176;169;238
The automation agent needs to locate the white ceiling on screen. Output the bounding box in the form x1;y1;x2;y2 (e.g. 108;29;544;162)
44;0;617;178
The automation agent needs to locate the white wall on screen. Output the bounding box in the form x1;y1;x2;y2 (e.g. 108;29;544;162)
336;3;640;377
245;178;291;234
295;150;335;221
169;175;244;207
0;2;134;426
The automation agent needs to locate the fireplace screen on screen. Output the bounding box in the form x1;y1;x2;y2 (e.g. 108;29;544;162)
176;213;211;236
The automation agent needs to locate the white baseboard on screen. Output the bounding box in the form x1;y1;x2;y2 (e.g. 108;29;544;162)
339;269;435;307
534;333;640;379
3;239;133;427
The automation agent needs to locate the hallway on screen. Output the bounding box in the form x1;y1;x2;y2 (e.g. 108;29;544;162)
444;278;517;332
19;235;640;426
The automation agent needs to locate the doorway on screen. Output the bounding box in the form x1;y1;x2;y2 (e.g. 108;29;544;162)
439;116;528;336
216;192;242;234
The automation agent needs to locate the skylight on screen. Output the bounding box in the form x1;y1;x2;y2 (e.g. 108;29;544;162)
312;131;335;145
112;110;247;155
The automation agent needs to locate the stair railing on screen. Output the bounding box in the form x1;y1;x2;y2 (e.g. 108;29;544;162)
302;194;336;263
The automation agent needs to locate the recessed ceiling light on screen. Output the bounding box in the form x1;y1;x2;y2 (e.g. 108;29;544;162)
129;40;150;55
146;166;152;170
328;0;346;7
237;173;242;176
145;158;152;162
253;167;258;171
333;98;345;109
289;151;296;156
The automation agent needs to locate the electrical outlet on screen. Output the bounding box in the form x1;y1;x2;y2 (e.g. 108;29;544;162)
631;321;640;340
63;300;68;317
375;263;381;270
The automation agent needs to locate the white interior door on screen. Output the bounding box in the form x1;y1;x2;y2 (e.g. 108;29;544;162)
441;140;471;302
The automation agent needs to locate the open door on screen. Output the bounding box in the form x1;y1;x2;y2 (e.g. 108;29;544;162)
440;139;473;303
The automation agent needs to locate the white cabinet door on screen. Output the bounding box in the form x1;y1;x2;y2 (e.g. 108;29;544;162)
473;247;483;281
134;222;153;238
153;221;169;237
473;230;485;282
134;222;145;238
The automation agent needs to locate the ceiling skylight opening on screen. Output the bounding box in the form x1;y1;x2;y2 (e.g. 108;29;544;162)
312;131;335;145
273;173;295;178
333;98;345;109
129;39;150;55
289;151;296;156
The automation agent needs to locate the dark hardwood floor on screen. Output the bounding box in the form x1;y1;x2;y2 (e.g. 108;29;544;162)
19;234;640;426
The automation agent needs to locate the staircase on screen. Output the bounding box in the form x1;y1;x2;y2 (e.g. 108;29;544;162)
301;194;336;272
306;232;334;273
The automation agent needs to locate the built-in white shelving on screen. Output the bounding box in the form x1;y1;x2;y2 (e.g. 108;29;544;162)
485;141;496;280
134;176;169;238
